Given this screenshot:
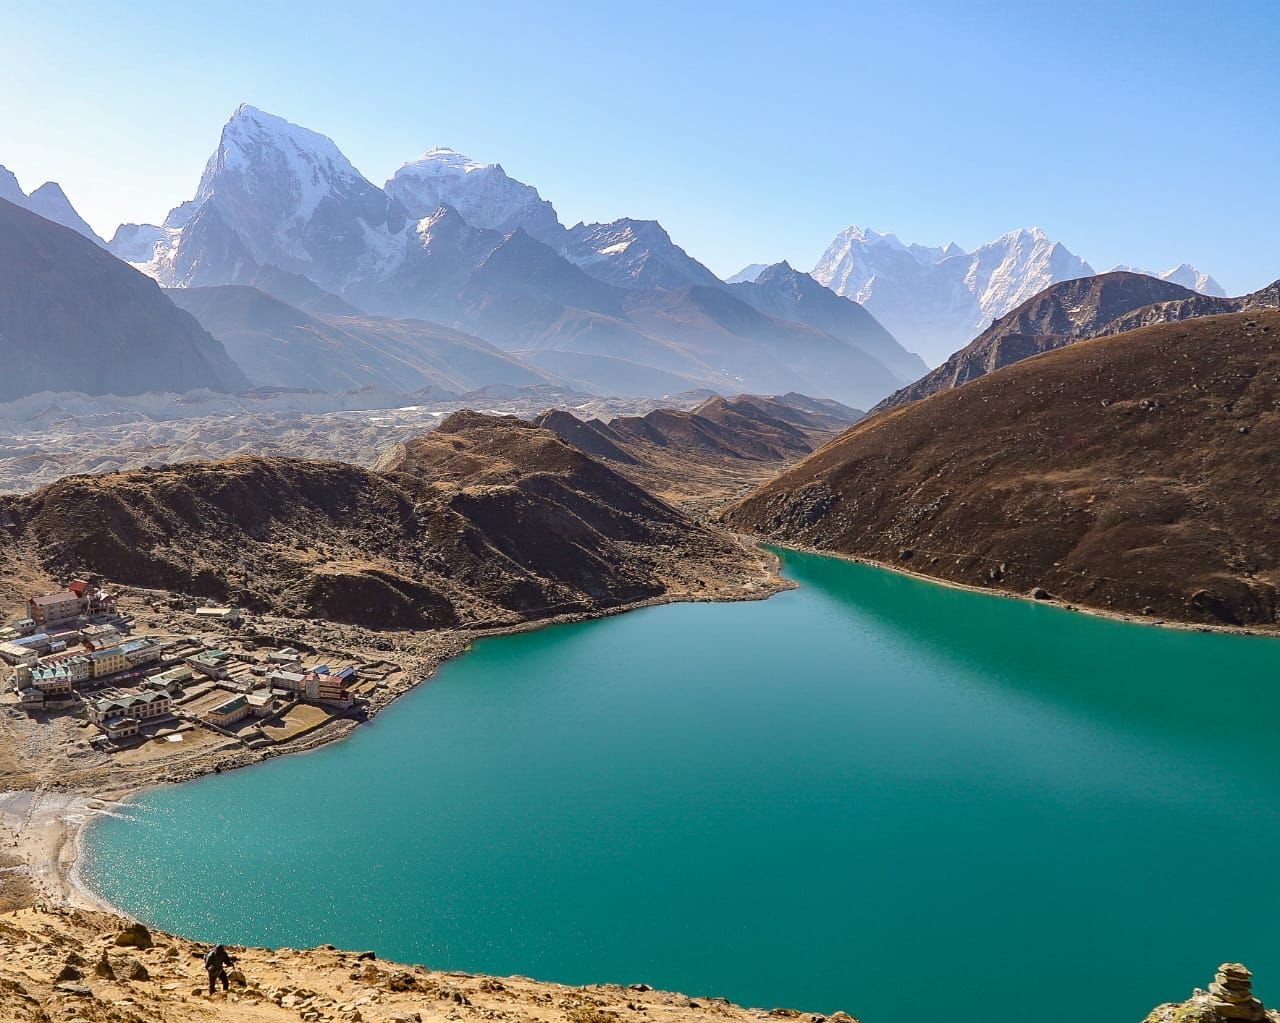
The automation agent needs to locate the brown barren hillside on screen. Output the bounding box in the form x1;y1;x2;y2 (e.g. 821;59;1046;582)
0;907;853;1023
0;412;766;631
723;310;1280;627
533;395;861;516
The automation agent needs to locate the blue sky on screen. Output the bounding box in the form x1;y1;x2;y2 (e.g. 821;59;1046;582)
2;0;1277;291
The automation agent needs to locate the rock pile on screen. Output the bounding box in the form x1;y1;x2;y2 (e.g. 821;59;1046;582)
1144;963;1280;1023
1206;964;1267;1021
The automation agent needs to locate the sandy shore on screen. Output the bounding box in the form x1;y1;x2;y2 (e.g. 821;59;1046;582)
0;789;124;911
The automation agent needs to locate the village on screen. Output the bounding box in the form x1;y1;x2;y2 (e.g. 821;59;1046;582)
0;579;407;759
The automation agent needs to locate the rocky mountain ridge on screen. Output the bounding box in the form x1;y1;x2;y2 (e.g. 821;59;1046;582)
0;412;765;631
874;271;1280;412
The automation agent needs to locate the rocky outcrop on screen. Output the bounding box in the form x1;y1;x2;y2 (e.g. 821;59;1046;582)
0;907;847;1023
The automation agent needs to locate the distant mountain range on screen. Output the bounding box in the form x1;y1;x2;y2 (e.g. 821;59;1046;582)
807;226;1223;366
89;105;922;408
0;106;1238;407
164;285;555;396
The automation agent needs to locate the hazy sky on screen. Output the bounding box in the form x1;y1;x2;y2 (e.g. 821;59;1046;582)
2;0;1277;291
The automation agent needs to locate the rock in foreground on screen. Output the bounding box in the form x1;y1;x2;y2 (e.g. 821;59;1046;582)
1145;963;1280;1023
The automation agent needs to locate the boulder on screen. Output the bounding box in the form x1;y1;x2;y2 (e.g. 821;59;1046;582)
114;956;150;981
113;923;153;949
54;983;93;997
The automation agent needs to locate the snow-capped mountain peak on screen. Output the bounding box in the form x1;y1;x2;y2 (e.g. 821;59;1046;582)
726;262;769;284
197;103;378;218
814;224;1095;365
1108;262;1226;298
113;105;408;288
399;147;488;177
560;217;721;291
385;147;562;242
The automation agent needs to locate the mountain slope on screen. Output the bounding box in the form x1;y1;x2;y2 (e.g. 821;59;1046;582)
730;261;926;381
874;272;1198;410
0;165;104;244
533;393;859;514
619;284;908;408
875;272;1280;413
1;413;762;629
724;309;1280;627
0;198;247;400
166;285;556;394
561;218;723;290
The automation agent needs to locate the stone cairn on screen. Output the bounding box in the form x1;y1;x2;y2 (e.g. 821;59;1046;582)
1204;963;1267;1021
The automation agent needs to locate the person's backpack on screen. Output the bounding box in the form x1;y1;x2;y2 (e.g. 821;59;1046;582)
204;947;222;970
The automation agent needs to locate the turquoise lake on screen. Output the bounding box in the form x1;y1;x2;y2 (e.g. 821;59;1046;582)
85;549;1280;1023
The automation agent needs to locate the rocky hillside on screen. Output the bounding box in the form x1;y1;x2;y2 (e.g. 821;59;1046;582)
723;310;1280;627
0;413;759;629
0;199;248;400
531;395;861;517
875;272;1280;413
874;272;1198;411
0;907;850;1023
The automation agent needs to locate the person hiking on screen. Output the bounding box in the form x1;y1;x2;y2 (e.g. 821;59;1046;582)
204;943;236;994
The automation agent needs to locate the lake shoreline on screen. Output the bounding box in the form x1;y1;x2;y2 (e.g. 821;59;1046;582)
6;540;794;918
35;533;1280;919
763;539;1280;640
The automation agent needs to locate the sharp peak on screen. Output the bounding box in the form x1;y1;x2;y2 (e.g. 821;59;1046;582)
223;104;329;139
408;146;488;166
28;180;69;197
842;225;896;242
996;226;1050;241
230;102;268;121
